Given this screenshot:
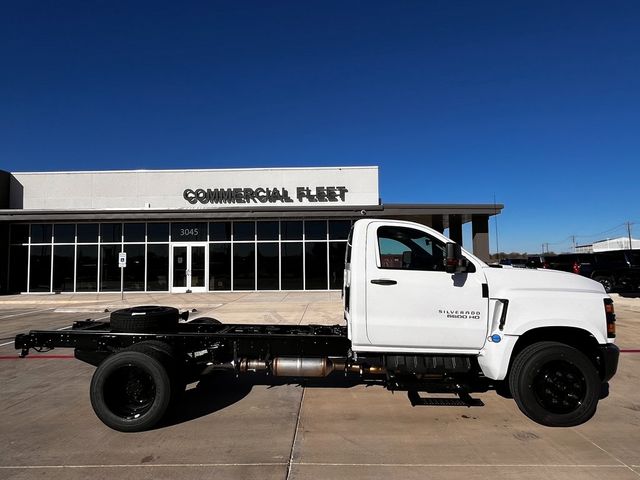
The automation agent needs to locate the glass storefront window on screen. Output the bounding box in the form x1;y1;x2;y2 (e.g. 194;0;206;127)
281;221;302;240
54;224;75;244
31;224;52;244
281;243;303;290
209;244;231;290
305;242;327;289
53;245;75;292
10;219;347;293
124;244;145;291
76;245;98;291
305;221;327;240
257;243;279;290
101;224;122;243
329;220;351;240
257;221;279;241
29;245;52;292
77;224;99;243
147;244;169;291
233;243;255;290
100;245;121;291
329;242;347;289
9;246;28;292
233;222;255;241
10;225;29;244
124;223;146;243
209;222;231;241
147;223;169;242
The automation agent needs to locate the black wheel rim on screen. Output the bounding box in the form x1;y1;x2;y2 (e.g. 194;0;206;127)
532;360;587;414
104;364;156;420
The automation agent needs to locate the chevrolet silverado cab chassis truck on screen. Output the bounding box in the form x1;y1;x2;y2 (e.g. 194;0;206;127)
15;219;619;432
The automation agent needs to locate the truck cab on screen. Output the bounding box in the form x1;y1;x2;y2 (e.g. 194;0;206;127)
344;219;619;426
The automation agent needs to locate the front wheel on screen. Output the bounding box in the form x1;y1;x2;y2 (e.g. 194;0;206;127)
509;342;600;427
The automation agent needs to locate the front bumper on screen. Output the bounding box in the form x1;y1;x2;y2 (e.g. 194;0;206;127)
599;343;620;382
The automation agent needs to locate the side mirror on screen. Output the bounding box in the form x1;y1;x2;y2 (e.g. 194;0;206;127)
445;243;468;274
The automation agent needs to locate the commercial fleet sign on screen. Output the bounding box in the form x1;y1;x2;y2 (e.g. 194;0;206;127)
12;167;378;210
183;186;349;205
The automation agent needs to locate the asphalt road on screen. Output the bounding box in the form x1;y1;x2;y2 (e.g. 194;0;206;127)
0;298;639;480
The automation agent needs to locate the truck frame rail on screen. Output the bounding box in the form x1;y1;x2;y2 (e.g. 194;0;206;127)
15;319;351;359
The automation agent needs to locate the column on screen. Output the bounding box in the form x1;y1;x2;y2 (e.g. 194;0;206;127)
472;214;490;262
448;215;463;246
431;215;444;233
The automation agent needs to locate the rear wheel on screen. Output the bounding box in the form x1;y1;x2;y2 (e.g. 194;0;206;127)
90;350;172;432
127;341;187;406
509;341;600;427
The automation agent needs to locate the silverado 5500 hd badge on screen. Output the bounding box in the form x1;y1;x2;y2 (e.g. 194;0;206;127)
439;310;481;320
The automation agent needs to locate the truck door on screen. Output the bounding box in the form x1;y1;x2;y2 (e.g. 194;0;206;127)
365;222;488;351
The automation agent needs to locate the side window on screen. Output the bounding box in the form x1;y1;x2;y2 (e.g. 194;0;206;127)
377;226;446;271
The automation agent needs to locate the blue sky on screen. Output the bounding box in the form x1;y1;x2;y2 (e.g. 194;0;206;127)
1;1;638;253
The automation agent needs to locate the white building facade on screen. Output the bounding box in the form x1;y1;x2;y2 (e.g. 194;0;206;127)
0;167;501;294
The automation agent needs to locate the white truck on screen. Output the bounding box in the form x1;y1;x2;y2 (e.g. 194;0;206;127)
15;219;619;431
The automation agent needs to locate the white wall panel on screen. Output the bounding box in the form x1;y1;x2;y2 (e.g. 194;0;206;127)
11;167;379;210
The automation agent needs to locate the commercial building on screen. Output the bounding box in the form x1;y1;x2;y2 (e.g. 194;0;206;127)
0;167;502;294
575;237;640;253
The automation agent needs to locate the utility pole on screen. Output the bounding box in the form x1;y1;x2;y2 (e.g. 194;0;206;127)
627;222;633;250
493;194;500;260
571;235;576;252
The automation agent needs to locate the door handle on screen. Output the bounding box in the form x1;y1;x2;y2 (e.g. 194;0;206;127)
370;279;397;285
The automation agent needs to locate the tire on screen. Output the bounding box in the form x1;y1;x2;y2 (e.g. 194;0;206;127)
127;341;187;408
110;306;179;333
494;380;513;399
593;276;614;294
509;341;600;427
90;350;173;432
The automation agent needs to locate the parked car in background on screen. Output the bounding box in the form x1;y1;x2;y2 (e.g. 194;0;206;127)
589;250;640;293
534;251;640;293
526;256;548;269
545;253;595;277
499;258;528;268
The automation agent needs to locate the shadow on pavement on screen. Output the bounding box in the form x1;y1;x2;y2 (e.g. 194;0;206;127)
162;371;368;428
619;292;640;299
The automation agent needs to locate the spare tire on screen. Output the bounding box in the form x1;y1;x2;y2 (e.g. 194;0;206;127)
110;306;179;333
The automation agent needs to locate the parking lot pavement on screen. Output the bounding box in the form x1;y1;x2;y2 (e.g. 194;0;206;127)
0;293;639;480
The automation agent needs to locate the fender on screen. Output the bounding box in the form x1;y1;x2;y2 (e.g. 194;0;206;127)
477;321;605;381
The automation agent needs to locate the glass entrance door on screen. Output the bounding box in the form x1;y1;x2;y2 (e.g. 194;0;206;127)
171;244;207;292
